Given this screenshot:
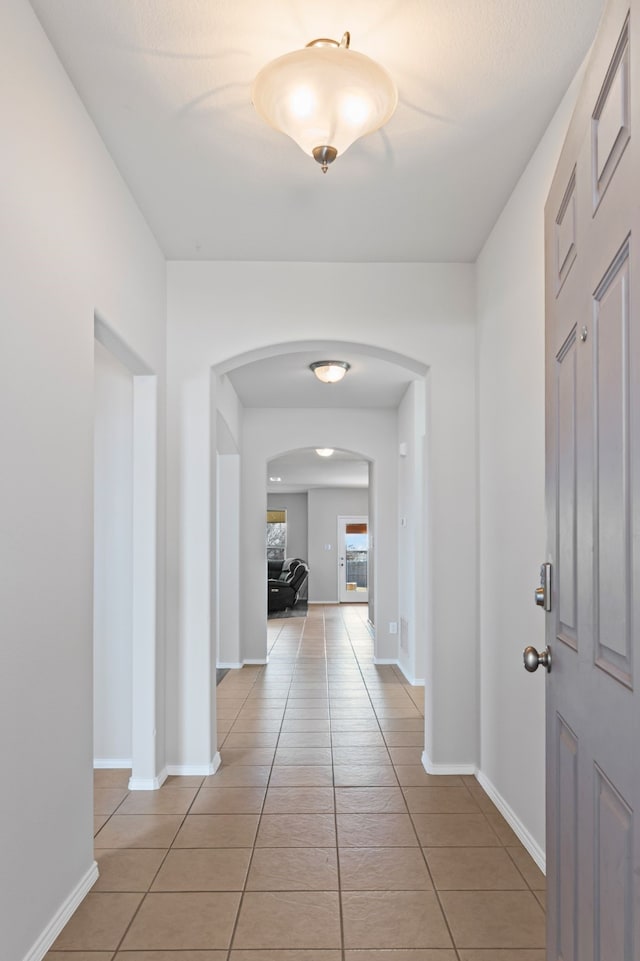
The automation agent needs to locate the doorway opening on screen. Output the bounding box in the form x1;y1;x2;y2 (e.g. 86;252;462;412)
266;448;371;626
338;515;369;603
93;316;160;790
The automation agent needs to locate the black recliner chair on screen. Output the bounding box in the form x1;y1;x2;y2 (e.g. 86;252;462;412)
268;559;309;612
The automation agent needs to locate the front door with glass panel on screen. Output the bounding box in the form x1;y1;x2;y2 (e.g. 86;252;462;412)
338;516;369;603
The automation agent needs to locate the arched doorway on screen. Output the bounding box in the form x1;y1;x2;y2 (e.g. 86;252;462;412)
210;340;429;696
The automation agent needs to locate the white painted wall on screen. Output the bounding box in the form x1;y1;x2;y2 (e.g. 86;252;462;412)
397;381;427;685
217;454;241;668
476;73;583;858
0;2;166;958
267;492;309;562
367;464;376;627
307;488;369;602
215;414;242;666
93;341;133;763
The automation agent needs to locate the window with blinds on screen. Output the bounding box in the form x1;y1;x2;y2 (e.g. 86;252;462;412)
266;509;287;561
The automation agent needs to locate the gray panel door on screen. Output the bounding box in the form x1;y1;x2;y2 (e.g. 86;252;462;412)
544;2;639;959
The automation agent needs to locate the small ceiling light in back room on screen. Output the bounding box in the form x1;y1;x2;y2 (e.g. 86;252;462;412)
309;360;351;383
316;448;335;457
269;476;282;482
252;32;397;173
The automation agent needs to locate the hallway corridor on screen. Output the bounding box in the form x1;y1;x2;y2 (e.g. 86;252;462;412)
49;604;545;959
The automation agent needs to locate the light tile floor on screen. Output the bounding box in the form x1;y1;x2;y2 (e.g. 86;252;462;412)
47;604;546;960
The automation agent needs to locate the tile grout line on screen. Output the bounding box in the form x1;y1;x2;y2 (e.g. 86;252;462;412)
93;759;209;957
342;609;466;957
326;606;347;961
224;618;299;955
105;786;203;957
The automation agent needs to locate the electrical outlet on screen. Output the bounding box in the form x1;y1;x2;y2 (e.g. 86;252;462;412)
389;622;398;634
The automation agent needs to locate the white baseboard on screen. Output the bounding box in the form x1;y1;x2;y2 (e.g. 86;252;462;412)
166;752;221;777
476;769;546;874
421;751;477;776
22;860;98;961
308;600;338;605
128;767;168;791
217;660;268;669
394;660;425;687
93;758;132;769
372;658;425;687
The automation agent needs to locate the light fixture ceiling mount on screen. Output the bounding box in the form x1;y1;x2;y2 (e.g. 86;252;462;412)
252;31;397;173
315;448;335;457
309;360;351;383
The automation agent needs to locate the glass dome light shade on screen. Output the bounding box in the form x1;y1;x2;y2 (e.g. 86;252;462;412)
309;361;351;383
252;42;397;165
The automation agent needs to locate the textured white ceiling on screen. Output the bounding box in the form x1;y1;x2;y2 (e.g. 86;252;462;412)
29;0;604;262
268;449;369;494
227;348;414;409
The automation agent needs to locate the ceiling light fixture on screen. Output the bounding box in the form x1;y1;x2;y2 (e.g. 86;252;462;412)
309;360;351;383
315;448;335;457
252;32;397;173
269;476;282;482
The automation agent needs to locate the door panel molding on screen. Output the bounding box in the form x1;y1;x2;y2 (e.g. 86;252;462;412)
594;763;633;961
593;239;632;687
556;327;579;650
591;14;630;210
556;167;578;294
555;714;579;961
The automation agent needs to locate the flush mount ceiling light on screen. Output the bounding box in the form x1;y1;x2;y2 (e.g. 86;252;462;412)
309;360;351;383
269;476;282;482
315;448;335;457
252;32;397;173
